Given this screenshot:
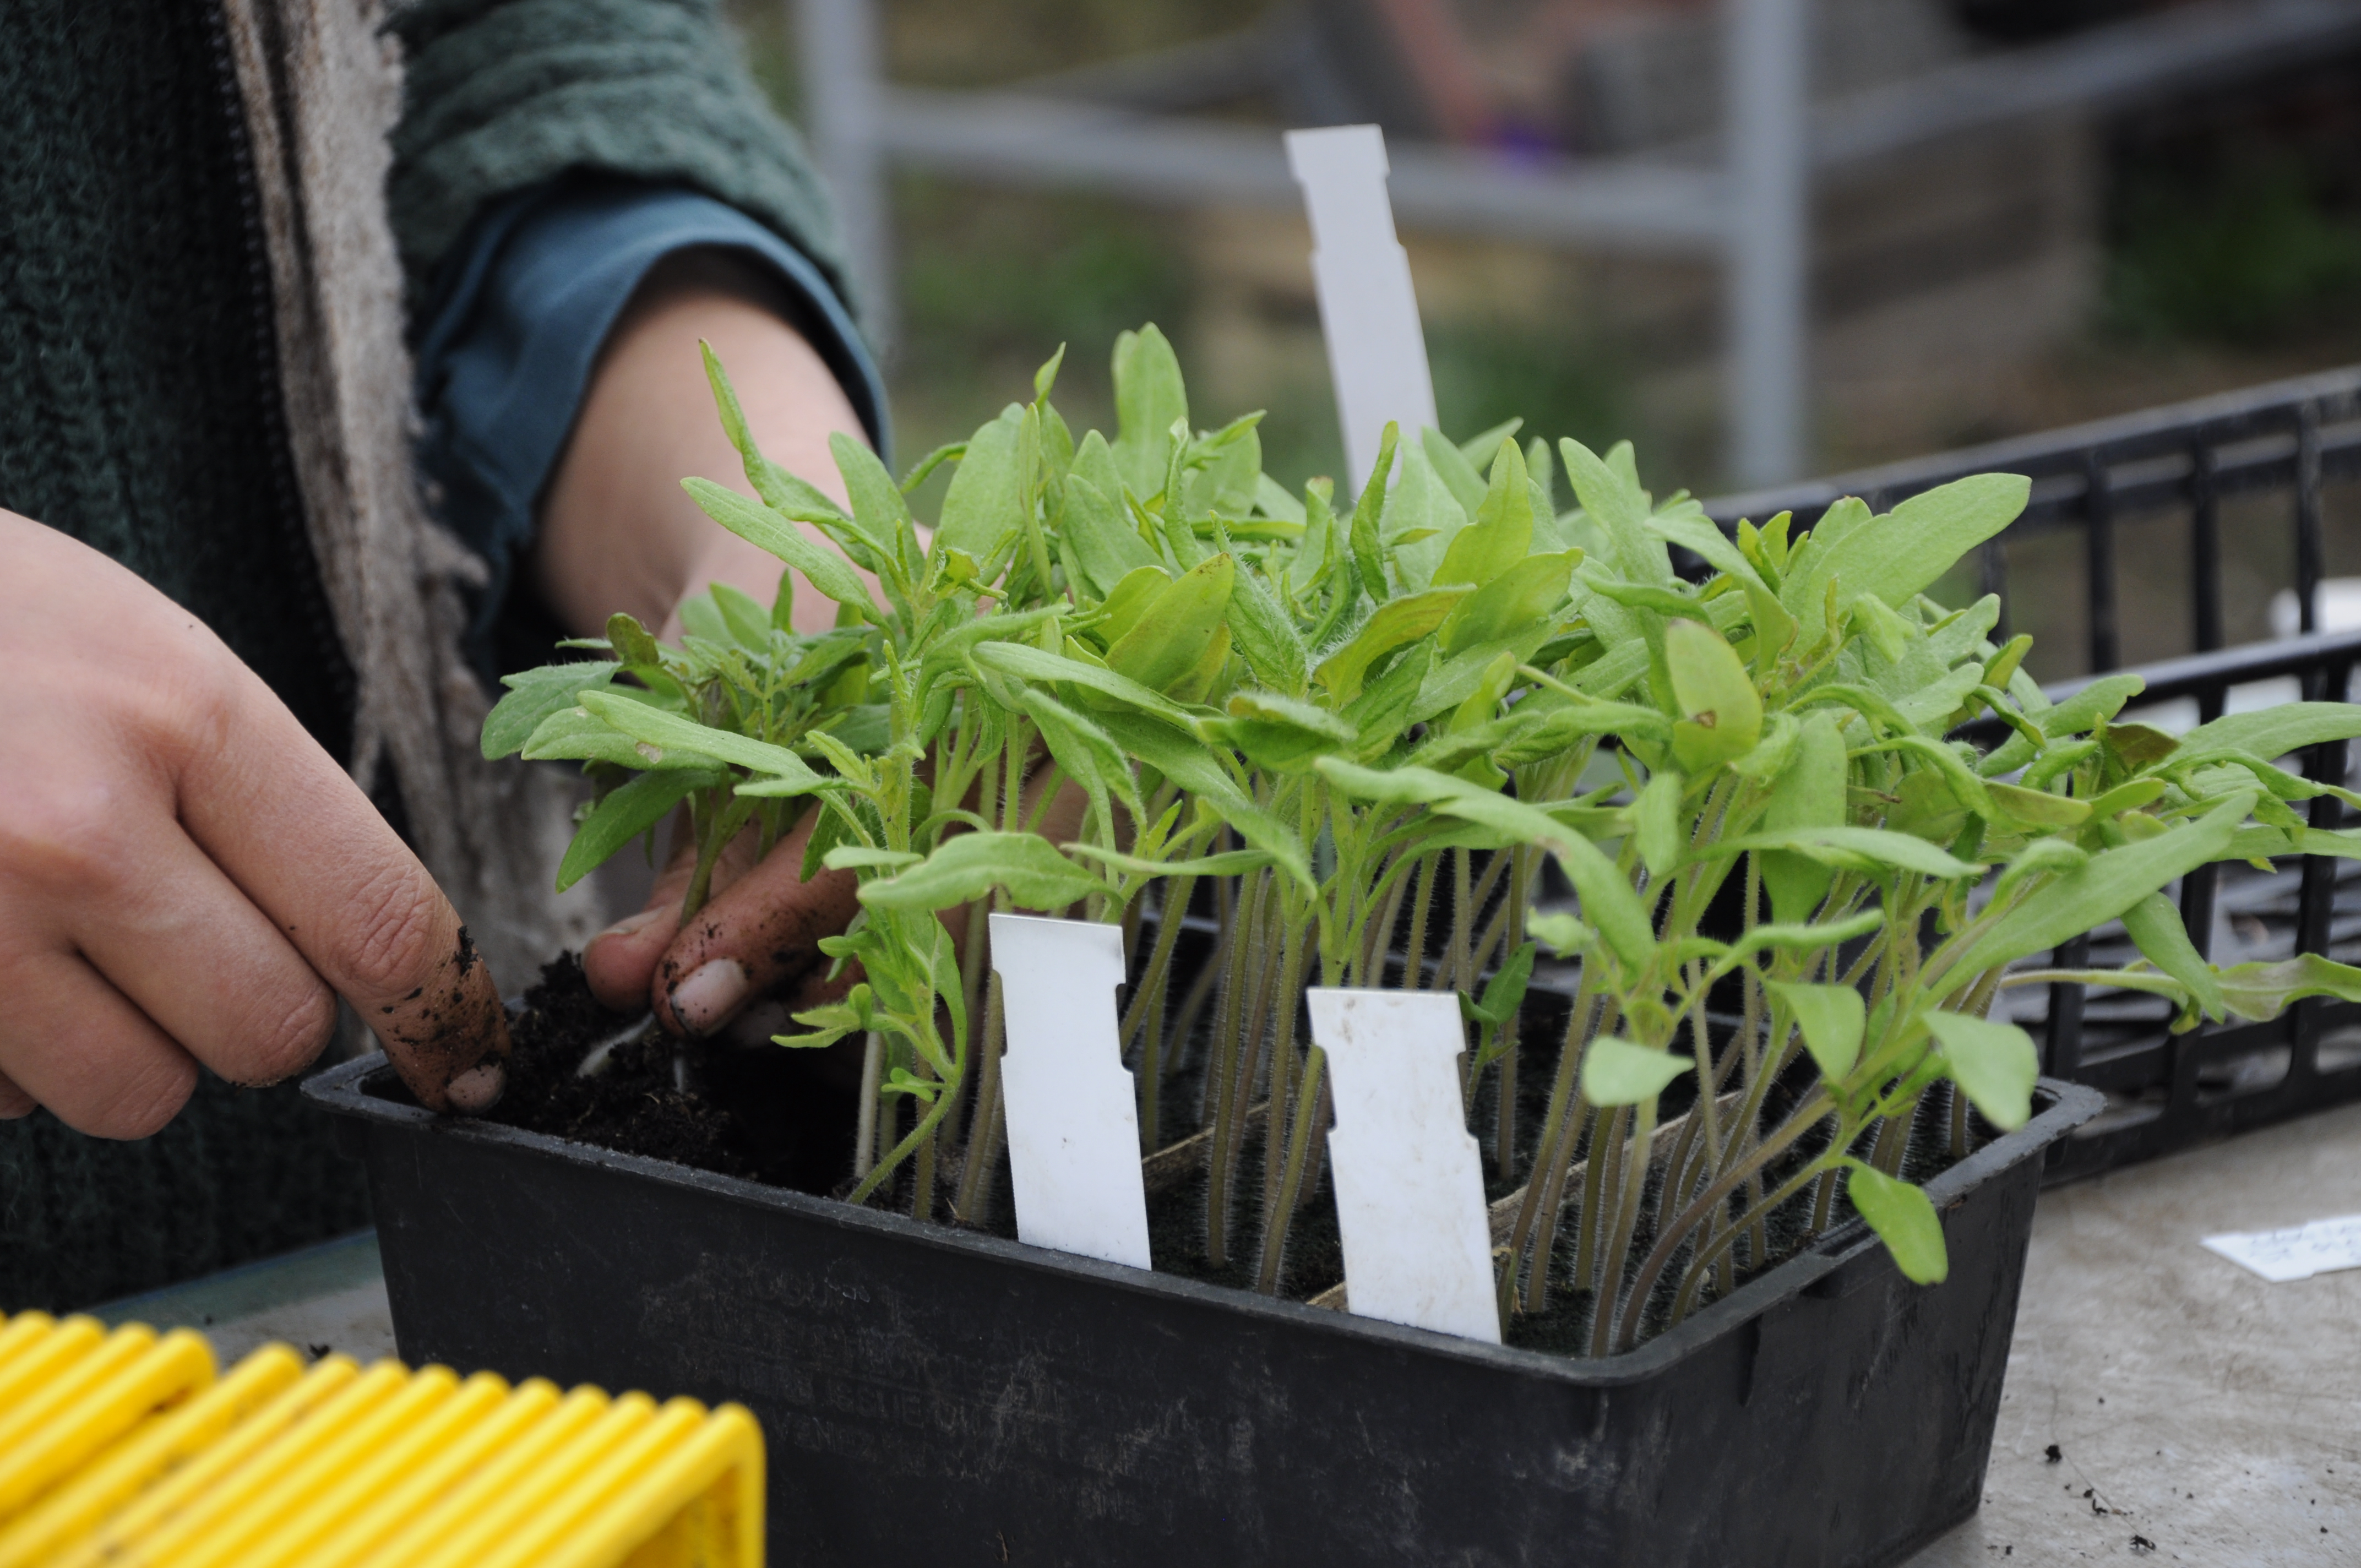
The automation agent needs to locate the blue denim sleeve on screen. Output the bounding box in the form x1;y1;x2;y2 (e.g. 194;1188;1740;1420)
414;177;890;676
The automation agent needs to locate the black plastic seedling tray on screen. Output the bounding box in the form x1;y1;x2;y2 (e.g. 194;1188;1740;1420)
308;1056;2099;1567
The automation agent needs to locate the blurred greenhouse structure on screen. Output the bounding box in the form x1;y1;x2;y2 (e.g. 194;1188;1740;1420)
747;0;2361;496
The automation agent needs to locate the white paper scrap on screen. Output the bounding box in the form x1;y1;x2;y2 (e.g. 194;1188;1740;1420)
1284;124;1439;492
1308;988;1501;1344
991;913;1153;1270
2201;1213;2361;1282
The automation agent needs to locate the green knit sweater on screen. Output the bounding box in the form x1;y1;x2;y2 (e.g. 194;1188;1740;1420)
0;0;848;1311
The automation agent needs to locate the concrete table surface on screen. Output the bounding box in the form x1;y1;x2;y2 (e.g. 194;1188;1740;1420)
91;1103;2361;1564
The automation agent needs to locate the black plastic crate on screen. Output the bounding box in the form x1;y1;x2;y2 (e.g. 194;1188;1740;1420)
1704;367;2361;1180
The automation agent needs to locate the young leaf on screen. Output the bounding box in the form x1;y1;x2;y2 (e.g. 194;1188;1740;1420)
1106;553;1236;694
971;642;1196;728
710;582;773;651
1314;587;1470;704
1770;981;1865;1081
1431;438;1534;589
556;769;720;891
1436;551;1578;655
2217;953;2361;1021
2120;891;2224;1021
938;405;1025;568
1666;619;1762;771
1060;472;1162;597
1843;1163;1948;1284
681;479;878;618
1581;1038;1693;1107
1921;1010;2040;1131
1820;473;2029;611
1952;791;2253;974
482;661;621;760
1111;325;1188;499
1225;564;1309;695
858;831;1103;913
2170;702;2361;769
1348;422;1401;592
1635;767;1685;877
1528;910;1592;956
576;692;826;789
1760;710;1846;922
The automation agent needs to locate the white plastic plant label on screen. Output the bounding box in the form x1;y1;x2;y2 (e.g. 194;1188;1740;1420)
1308;988;1501;1344
2201;1213;2361;1282
1284;124;1439;492
990;913;1153;1270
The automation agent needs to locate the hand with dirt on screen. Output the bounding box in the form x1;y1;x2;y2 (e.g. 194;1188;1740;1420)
536;248;877;1050
0;511;509;1134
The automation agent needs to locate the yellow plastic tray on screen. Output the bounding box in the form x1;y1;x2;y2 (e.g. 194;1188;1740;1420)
0;1311;761;1567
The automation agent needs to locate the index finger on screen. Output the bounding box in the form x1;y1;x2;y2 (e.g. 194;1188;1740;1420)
166;669;509;1113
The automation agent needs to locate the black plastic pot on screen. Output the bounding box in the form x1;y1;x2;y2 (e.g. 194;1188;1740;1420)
308;1058;2099;1567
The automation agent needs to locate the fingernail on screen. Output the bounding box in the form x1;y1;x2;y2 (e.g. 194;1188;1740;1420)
445;1061;505;1115
670;959;749;1036
723;999;791;1049
594;908;665;944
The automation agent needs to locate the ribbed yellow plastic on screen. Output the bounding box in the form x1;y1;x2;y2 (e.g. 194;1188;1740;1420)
0;1312;763;1568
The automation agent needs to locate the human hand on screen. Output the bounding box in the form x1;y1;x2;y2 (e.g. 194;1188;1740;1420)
0;512;510;1135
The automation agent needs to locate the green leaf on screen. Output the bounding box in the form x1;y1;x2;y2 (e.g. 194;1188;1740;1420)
1843;1163;1948;1284
972;641;1196;728
1635;767;1685;876
1470;940;1537;1030
521;704;720;772
938;405;1025;568
1581;1038;1693;1107
1348;423;1400;593
482;661;620;759
1922;1010;2039;1131
576;692;827;788
1770;981;1865;1081
1824;474;2029;610
1106;553;1235;694
1432;437;1534;588
1437;551;1578;655
1064;844;1274;880
1112;325;1188;499
2120;891;2224;1021
710;582;773;651
1710;827;1980;879
1381;439;1472;592
1314;587;1470;704
556;769;719;891
681;479;878;618
1952;791;2254;975
1978;675;2148;776
1225;563;1309;695
1558;438;1669;584
2172;702;2361;767
1528;910;1592;955
2217;953;2361;1021
1987;780;2091;829
1666;619;1762;771
859;832;1103;913
1059;469;1162;598
1760;710;1847;922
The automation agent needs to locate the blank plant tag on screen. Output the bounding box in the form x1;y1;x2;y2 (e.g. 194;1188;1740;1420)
1284;124;1439;492
2201;1213;2361;1282
991;913;1152;1270
1308;988;1500;1343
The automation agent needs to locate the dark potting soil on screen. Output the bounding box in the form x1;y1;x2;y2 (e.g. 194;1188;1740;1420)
481;955;858;1195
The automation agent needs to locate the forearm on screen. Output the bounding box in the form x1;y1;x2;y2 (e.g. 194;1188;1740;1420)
533;247;872;640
